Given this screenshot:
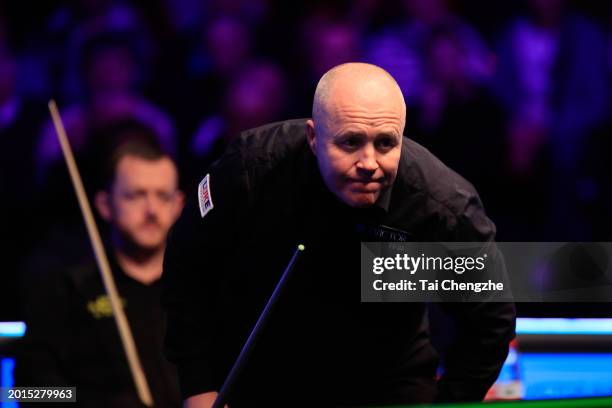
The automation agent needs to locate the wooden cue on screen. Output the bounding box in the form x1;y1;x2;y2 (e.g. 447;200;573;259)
48;100;154;407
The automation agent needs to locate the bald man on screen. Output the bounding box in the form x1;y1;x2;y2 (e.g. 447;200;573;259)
162;63;515;407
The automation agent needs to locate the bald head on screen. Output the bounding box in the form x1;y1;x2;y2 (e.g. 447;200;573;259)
305;63;406;208
312;62;406;131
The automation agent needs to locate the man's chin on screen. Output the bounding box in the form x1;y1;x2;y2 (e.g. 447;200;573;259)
141;241;165;250
342;192;380;208
131;237;165;253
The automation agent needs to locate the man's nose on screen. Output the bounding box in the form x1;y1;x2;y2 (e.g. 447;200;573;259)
356;145;378;173
144;195;161;215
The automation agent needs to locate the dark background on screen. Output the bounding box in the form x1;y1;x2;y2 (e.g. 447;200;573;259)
0;0;610;320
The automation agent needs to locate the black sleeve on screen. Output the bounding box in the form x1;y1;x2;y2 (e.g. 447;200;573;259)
14;270;71;386
435;194;516;402
161;148;251;400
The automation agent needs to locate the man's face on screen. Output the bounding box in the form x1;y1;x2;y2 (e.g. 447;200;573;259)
307;80;405;208
107;155;183;251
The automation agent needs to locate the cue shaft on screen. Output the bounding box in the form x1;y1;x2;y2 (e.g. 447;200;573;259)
48;100;154;407
212;245;305;408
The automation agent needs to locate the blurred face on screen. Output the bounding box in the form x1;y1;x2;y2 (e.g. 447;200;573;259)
307;78;405;207
87;46;134;95
226;64;287;130
428;35;465;85
108;155;183;251
309;23;359;78
206;17;250;74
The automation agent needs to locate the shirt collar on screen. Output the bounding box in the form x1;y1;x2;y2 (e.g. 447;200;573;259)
375;183;392;213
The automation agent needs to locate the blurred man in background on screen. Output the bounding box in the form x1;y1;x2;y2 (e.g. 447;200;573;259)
16;121;184;408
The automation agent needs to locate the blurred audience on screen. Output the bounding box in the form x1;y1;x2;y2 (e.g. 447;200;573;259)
491;0;609;239
407;27;506;220
0;0;608;322
187;61;288;185
364;0;493;106
177;14;256;137
37;32;175;181
292;14;361;115
34;32;176;241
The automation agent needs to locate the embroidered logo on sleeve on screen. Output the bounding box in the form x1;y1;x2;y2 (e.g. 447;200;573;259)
198;173;214;218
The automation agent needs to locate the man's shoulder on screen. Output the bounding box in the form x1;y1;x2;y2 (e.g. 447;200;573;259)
49;259;101;295
193;119;309;222
207;119;309;191
20;253;103;318
232;118;309;163
397;138;481;219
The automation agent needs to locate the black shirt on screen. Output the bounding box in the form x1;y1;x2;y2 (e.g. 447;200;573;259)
162;119;516;406
16;251;181;408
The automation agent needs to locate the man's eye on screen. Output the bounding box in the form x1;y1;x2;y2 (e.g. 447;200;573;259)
376;138;397;150
340;137;361;148
159;192;173;202
123;192;144;201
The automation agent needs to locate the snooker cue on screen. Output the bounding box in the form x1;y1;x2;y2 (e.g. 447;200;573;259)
48;100;154;407
212;244;306;408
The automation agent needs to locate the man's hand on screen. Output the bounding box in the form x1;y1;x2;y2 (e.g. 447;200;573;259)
183;391;228;408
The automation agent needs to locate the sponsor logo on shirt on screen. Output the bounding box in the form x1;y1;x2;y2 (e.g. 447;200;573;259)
198;173;214;218
87;295;126;319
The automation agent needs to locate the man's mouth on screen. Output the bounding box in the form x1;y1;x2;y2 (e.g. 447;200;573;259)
347;178;383;192
140;222;161;231
347;177;384;184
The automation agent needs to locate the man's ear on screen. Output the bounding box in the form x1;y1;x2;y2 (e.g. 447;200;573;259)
94;191;112;222
305;119;317;156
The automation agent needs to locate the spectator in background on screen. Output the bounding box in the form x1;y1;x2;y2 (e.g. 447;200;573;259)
407;27;506;221
34;33;177;237
364;0;492;107
301;14;361;80
491;0;608;239
37;32;175;179
187;61;288;186
294;14;361;115
12;0;156;101
56;0;157;102
16;121;184;407
178;15;255;137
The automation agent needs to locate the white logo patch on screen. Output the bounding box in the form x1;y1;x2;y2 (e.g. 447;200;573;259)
198;174;214;218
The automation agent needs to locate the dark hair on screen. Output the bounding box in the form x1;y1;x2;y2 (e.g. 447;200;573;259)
85;119;173;192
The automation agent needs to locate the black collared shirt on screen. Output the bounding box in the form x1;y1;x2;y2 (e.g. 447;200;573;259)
162;119;516;406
